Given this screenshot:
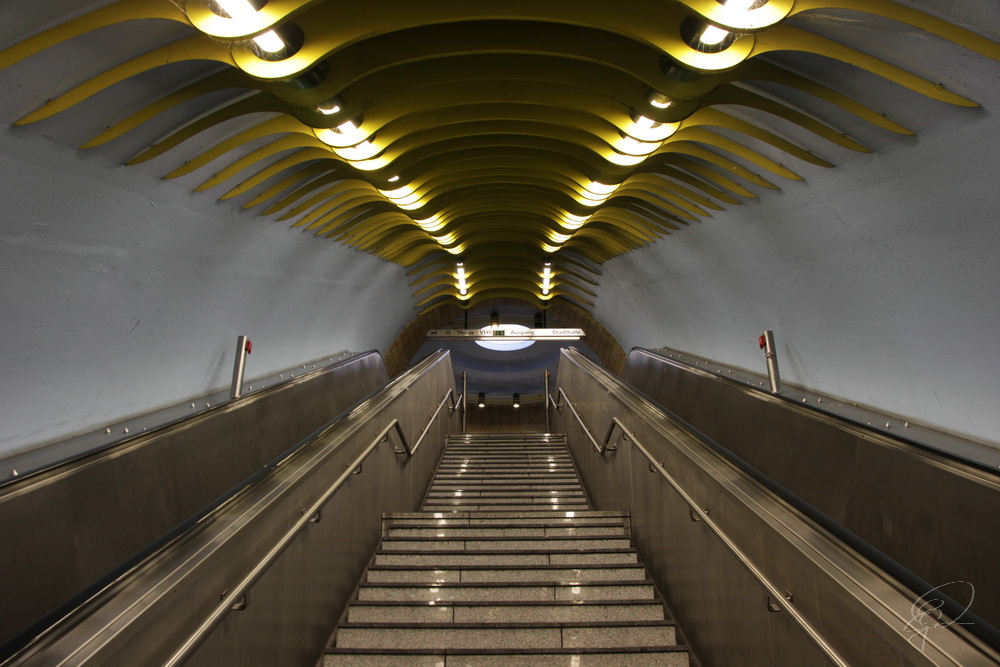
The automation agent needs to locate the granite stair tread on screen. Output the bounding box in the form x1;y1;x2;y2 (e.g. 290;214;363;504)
326;432;688;665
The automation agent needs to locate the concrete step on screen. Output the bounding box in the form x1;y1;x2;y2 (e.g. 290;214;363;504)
366;563;648;583
384;517;625;528
424;493;586;503
422;504;592;512
374;550;639;567
434;474;576;481
384;525;625;538
442;449;569;454
440;453;572;459
430;479;581;487
444;444;568;448
427;484;583;493
385;511;627;521
424;493;589;511
427;487;584;495
422;496;587;503
435;464;573;469
324;648;689;667
335;620;677;650
439;455;572;461
357;581;658;602
346;600;667;623
381;537;631;552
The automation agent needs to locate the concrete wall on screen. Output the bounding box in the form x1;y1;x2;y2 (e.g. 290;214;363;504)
0;128;415;457
594;4;1000;445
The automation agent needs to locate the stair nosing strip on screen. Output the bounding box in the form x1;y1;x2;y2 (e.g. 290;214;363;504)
349;598;664;607
359;580;654;588
325;647;688;656
338;620;673;630
367;564;644;571
375;548;635;555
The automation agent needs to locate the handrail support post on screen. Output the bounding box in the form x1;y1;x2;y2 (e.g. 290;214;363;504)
544;370;551;432
230;335;252;399
760;330;781;394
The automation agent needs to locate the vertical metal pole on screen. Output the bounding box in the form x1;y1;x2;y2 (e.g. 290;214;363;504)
544;370;551;433
461;372;468;433
761;330;782;394
230;336;249;399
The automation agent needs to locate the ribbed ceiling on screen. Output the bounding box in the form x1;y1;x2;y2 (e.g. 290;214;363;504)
2;0;997;312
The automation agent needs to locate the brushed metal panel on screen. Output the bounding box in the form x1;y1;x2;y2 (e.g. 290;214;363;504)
554;347;998;667
0;352;390;656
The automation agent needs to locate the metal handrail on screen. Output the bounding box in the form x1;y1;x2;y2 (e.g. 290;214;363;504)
624;428;848;666
544;370;551;432
168;388;458;662
601;416;632;453
163;421;401;666
408;388;459;457
555;387;605;454
461;372;467;433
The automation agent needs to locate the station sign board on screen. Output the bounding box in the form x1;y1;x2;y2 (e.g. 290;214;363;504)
426;327;585;341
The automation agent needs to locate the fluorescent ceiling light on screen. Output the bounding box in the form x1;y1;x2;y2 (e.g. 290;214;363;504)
456;263;467;296
584;181;619;195
699;25;731;45
475;324;536;352
334;139;380;161
252;30;285;53
605;151;646;167
215;0;257;20
614;135;661;156
334;120;357;134
632;116;661;130
649;92;673;109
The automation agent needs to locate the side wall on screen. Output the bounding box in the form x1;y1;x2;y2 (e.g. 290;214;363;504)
0;129;416;457
595;4;1000;445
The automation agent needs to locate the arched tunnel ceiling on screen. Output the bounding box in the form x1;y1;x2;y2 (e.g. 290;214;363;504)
2;0;998;314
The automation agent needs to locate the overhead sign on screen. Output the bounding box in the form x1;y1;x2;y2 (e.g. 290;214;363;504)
426;327;585;341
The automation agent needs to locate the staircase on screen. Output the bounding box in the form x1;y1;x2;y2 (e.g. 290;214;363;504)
325;432;691;666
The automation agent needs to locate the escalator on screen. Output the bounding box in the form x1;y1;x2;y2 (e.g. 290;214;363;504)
2;347;997;665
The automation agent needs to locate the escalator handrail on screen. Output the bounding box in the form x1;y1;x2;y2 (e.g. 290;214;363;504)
624;425;848;666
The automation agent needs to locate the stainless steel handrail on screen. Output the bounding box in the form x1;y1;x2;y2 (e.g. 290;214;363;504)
166;389;459;661
408;389;459;457
601;416;632;453
624;427;848;666
164;421;401;666
461;372;467;433
555;388;604;454
544;371;551;432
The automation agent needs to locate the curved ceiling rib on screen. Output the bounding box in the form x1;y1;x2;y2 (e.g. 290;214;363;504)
2;0;997;311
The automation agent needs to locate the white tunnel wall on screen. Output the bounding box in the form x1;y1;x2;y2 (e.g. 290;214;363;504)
0;129;416;457
595;98;1000;447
